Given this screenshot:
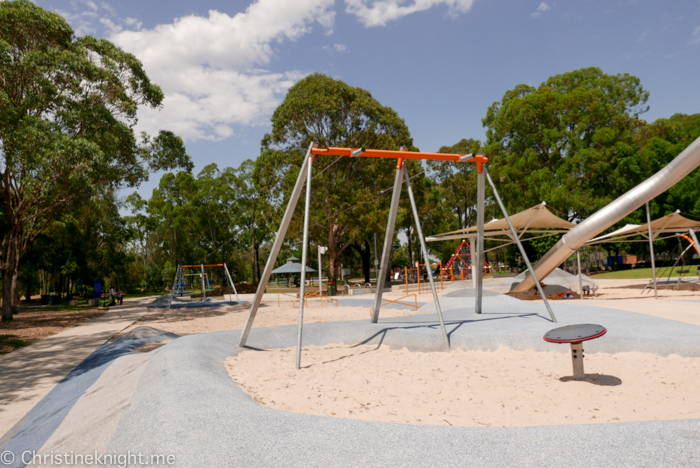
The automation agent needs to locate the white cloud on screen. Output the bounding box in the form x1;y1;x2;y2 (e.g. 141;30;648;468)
345;0;475;27
530;2;550;18
56;0;473;142
691;25;700;45
99;17;122;35
135;69;304;141
107;0;335;141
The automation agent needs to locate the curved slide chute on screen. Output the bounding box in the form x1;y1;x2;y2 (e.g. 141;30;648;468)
512;135;700;293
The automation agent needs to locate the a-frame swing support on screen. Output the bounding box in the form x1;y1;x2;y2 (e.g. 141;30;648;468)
238;143;554;368
167;263;240;309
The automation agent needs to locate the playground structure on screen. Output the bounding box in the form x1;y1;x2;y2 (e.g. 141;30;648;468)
587;210;700;298
441;240;491;280
429;202;574;285
237;135;700;370
238;143;556;369
167;263;240;309
173;267;212;296
513;136;700;294
648;230;699;291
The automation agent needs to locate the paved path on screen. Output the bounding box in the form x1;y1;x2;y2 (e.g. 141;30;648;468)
0;299;152;438
552;297;700;327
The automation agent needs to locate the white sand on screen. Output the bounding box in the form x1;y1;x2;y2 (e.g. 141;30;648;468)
120;297;414;337
227;344;700;427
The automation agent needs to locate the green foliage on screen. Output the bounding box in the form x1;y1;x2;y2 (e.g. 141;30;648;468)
0;1;190;319
483;67;649;220
264;73;413;282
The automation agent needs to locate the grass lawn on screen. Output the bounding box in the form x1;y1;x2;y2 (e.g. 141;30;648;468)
592;265;698;279
0;334;30;355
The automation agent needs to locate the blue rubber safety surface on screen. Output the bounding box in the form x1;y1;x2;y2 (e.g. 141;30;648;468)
3;289;700;467
0;327;178;468
146;295;248;309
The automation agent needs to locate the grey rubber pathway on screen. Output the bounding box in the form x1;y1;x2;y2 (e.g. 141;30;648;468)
0;299;154;438
2;284;700;467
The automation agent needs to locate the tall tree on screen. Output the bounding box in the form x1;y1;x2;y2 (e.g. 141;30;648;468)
264;73;412;283
0;1;191;320
482;67;649;221
233;150;283;283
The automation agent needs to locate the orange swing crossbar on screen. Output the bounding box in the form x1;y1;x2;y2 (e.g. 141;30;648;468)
311;147;488;171
180;264;225;268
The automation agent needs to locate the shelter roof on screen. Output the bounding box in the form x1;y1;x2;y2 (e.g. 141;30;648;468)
427;202;574;243
271;262;316;274
588;211;700;244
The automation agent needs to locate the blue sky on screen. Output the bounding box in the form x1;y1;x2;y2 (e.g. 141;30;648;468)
34;0;700;198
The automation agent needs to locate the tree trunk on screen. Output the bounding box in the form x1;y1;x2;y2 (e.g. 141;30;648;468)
254;245;261;283
352;240;371;285
251;225;256;283
328;222;341;283
2;232;20;320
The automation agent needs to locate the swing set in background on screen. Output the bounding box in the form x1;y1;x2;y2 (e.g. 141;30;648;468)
170;263;239;302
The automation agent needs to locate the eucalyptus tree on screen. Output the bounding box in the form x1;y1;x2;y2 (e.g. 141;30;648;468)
429;139;482;230
0;1;191;319
264;73;412;283
482;67;649;221
233;150;283;283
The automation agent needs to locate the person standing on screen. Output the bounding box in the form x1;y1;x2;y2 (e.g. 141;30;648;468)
109;287;115;306
117;289;123;305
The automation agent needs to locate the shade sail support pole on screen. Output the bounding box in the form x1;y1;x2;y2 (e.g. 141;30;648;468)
577;250;584;301
646;202;658;299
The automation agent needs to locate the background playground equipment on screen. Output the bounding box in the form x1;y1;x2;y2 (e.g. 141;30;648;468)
587;210;700;298
173;267;212;296
402;263;445;294
513;135;700;295
167;263;239;309
440;240;492;281
643;229;699;293
429;202;573;284
239;143;555;369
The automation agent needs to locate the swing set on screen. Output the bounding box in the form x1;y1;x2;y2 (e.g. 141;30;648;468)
237;143;557;370
168;263;240;308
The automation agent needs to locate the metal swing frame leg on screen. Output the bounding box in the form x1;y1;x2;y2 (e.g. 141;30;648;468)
484;166;557;323
371;160;405;323
239;144;315;348
295;148;314;370
402;165;449;349
168;266;179;310
475;166;485;314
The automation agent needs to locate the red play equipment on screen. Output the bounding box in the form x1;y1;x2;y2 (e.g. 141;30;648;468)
442;240;491;280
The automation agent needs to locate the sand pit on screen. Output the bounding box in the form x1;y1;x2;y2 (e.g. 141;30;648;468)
118;299;414;337
227;344;700;428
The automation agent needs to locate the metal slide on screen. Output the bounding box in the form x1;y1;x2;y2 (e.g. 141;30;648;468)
512;135;700;293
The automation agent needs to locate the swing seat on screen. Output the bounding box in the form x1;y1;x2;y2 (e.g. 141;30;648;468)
678;269;690;274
